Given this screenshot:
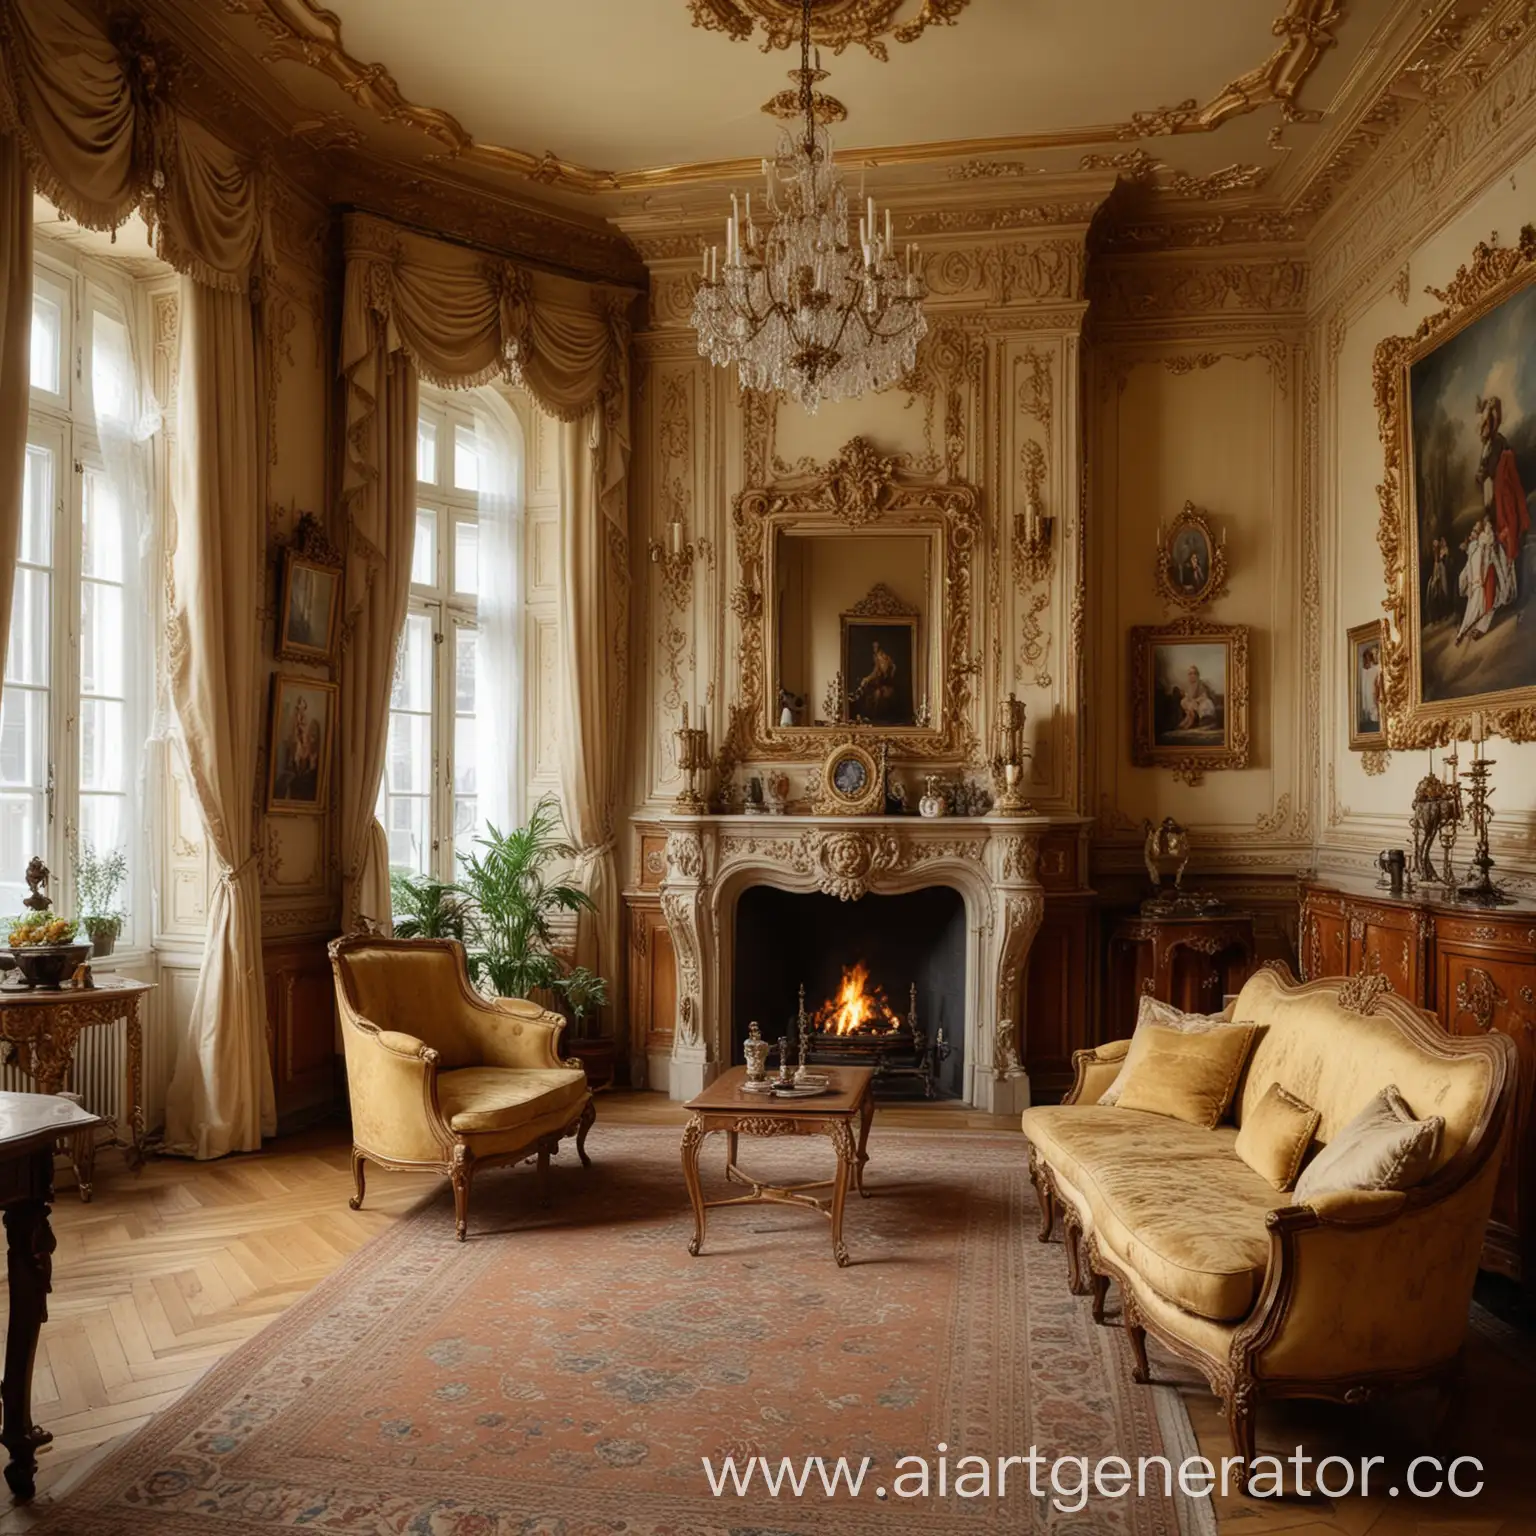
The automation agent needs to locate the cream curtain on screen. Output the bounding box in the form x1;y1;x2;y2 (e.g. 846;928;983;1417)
162;280;274;1158
0;136;31;662
1;0;277;1156
339;213;635;1011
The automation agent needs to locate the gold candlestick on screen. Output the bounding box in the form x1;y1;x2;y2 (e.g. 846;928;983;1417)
991;692;1033;814
671;707;710;814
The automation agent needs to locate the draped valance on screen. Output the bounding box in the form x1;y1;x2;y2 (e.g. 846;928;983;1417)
0;0;265;290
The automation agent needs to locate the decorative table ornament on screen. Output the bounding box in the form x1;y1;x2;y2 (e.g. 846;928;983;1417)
671;706;711;813
764;769;791;814
792;983;829;1088
991;692;1032;813
743;776;767;815
743;1021;771;1086
918;774;947;818
1457;724;1513;905
1375;848;1407;896
1409;756;1461;884
1140;817;1223;917
812;739;885;815
775;1035;796;1088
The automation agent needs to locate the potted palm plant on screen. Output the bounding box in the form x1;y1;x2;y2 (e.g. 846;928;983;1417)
453;796;614;1086
388;871;469;941
74;842;127;957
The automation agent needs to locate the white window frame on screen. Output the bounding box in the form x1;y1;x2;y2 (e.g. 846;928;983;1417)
9;250;153;951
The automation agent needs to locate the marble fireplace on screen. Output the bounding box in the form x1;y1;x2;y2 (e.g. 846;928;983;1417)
652;813;1046;1113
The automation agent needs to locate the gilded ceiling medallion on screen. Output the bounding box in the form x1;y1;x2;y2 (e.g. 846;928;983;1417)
688;0;969;59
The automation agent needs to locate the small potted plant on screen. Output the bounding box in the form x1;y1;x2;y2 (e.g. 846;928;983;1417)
388;870;470;941
74;842;128;957
557;966;614;1089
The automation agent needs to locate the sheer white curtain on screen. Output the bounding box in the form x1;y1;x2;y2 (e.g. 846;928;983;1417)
472;391;524;840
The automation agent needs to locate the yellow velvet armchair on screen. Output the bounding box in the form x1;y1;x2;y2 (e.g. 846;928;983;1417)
330;936;595;1240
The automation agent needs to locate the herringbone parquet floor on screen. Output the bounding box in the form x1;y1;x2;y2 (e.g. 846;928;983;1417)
3;1101;1530;1534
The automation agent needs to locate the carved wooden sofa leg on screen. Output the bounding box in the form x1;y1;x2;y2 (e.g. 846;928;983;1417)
348;1148;367;1212
1091;1269;1111;1325
1061;1210;1091;1295
575;1098;596;1168
1028;1147;1055;1241
450;1145;475;1242
1222;1378;1258;1482
1121;1293;1153;1384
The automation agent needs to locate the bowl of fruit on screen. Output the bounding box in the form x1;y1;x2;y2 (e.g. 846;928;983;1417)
6;913;91;989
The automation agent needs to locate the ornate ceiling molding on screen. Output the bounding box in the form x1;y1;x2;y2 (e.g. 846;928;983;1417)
210;0;1352;200
686;0;969;59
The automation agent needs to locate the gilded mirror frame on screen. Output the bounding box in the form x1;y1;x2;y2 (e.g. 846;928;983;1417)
723;436;981;769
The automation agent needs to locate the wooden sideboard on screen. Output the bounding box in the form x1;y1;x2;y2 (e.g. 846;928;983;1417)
1299;876;1536;1287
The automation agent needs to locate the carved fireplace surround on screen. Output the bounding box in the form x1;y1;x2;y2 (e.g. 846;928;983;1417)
652;812;1048;1114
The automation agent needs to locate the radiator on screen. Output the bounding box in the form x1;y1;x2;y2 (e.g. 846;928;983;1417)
1;1018;127;1138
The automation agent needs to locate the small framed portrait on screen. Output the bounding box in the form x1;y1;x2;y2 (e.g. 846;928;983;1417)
266;676;338;814
1347;619;1388;749
813;741;884;816
841;615;918;727
1155;502;1228;612
276;514;343;664
1131;621;1250;780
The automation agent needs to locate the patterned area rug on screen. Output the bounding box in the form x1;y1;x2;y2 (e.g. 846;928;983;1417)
31;1126;1200;1535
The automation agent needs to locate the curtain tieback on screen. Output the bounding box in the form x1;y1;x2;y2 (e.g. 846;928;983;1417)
574;838;616;870
218;855;260;889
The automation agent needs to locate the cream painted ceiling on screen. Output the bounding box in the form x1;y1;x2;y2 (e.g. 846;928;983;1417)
218;0;1405;198
319;0;1304;174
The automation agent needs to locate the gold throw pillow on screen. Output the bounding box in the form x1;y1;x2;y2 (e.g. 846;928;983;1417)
1235;1082;1321;1191
1293;1085;1443;1201
1114;1023;1258;1130
1098;995;1237;1106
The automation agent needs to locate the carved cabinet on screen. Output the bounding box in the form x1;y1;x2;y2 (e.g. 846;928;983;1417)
1300;878;1536;1287
1105;910;1258;1038
263;938;339;1133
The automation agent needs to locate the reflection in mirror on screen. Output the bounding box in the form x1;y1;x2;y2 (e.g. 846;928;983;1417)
773;532;934;729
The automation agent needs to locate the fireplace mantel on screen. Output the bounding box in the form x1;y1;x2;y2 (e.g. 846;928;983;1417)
650;813;1049;1113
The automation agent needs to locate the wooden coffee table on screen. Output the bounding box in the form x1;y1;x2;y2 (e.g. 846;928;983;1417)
680;1065;874;1267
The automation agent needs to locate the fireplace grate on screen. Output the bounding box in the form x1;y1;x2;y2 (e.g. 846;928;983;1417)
788;982;952;1099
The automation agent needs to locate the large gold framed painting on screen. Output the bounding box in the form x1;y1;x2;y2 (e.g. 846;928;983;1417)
1376;226;1536;745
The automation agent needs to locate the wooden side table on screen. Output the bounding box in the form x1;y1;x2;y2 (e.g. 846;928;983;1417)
0;976;152;1201
1106;910;1257;1037
0;1091;101;1500
680;1066;875;1267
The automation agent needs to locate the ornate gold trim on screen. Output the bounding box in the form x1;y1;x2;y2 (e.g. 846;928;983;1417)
812;741;885;816
1345;619;1387;752
724;437;981;770
688;0;969;58
1372;225;1536;747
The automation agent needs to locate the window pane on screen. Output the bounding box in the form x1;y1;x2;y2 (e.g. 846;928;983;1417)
21;443;54;567
0;689;47;789
454;627;477;714
416;416;437;486
5;569;51;688
91;311;131;423
79;698;127;792
453;424;480;491
411;508;438;587
81;581;126;699
78;796;129;876
30;292;61;394
385;711;432;797
453;519;478;597
390;611;433;711
0;795;45;914
82;470;125;581
453;713;476;797
453;796;477;842
385;795;431;877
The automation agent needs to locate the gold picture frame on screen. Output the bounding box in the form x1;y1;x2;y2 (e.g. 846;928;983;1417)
276;513;343;665
840;585;920;728
1130;618;1250;785
1154;501;1227;612
266;675;338;815
1374;224;1536;746
812;740;885;816
1346;619;1388;751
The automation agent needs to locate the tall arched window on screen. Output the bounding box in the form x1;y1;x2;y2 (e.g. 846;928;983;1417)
378;384;522;880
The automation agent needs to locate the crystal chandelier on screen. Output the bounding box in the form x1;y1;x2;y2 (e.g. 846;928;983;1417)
690;0;928;414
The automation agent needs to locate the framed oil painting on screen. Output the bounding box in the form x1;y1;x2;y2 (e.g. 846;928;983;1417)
1155;501;1228;612
266;676;338;814
276;513;343;664
1131;620;1250;781
841;615;918;728
1346;620;1388;750
1376;227;1536;743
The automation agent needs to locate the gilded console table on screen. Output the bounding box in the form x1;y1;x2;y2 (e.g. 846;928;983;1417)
0;1091;101;1500
0;976;152;1201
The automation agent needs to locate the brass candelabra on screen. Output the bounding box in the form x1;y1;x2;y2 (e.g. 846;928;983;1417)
991;692;1032;814
1457;740;1513;905
671;707;710;814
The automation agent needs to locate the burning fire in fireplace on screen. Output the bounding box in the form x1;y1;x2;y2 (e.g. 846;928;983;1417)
814;962;904;1036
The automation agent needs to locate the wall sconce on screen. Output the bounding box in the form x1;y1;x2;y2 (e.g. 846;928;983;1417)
648;519;701;608
1015;491;1054;587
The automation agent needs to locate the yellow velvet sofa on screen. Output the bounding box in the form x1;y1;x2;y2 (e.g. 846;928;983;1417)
1022;965;1516;1467
330;936;595;1240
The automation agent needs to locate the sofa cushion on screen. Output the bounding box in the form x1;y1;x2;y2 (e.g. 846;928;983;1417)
1235;1082;1321;1191
1023;1105;1282;1322
1099;995;1237;1106
438;1066;588;1135
1115;1023;1258;1129
1293;1085;1443;1200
